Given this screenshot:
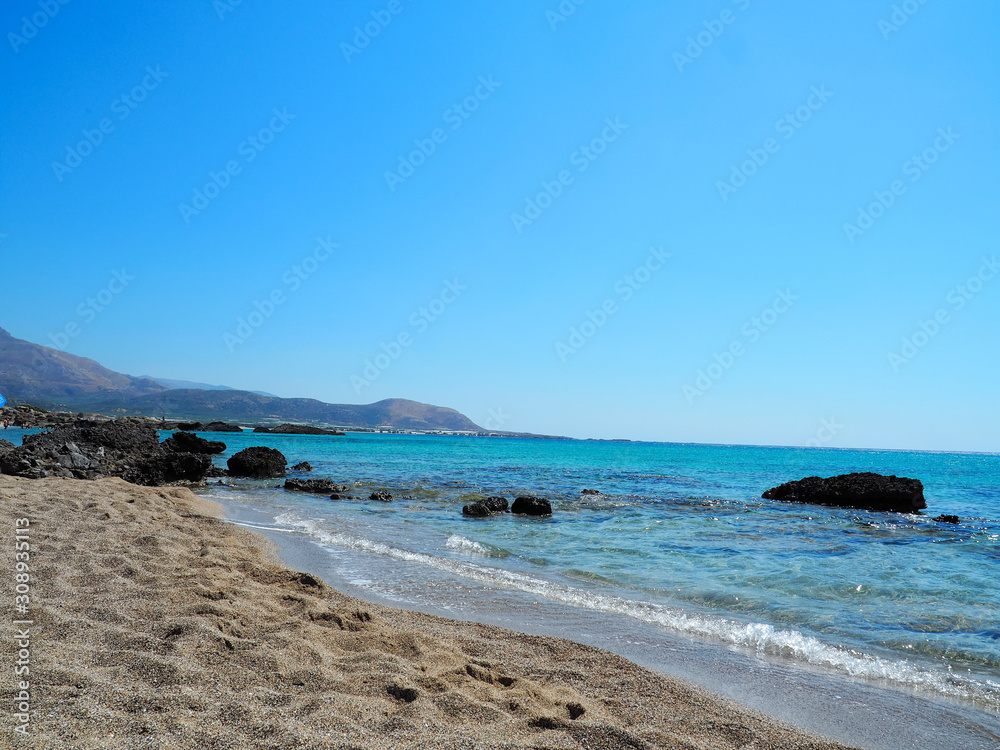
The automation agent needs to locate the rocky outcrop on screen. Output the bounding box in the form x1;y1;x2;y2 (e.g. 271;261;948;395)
0;420;213;485
285;478;349;495
201;421;244;432
369;491;393;502
581;489;601;495
933;514;960;524
254;424;345;436
463;496;509;517
511;496;552;516
227;446;287;478
162;431;226;454
290;461;313;471
762;472;926;513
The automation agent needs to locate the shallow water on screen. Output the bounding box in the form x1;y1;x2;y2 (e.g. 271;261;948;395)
192;432;1000;713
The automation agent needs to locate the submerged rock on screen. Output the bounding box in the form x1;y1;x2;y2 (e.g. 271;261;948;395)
511;496;552;516
284;478;348;495
290;461;313;471
581;489;601;495
227;446;287;478
762;472;926;513
254;424;345;435
201;421;243;433
933;514;960;524
463;496;509;517
163;431;226;454
369;490;393;502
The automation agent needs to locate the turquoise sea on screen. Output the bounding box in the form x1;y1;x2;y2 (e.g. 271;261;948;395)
187;432;1000;722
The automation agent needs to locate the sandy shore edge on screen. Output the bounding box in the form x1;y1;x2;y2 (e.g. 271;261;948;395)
0;475;858;749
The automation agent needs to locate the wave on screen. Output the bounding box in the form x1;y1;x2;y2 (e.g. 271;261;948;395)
272;512;1000;710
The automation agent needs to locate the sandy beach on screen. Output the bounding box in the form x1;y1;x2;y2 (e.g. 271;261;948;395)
0;474;858;749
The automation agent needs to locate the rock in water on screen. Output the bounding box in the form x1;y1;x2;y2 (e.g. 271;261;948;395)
762;472;926;513
511;496;553;516
227;446;287;478
369;490;393;502
933;514;960;524
462;496;509;517
163;431;226;454
290;461;313;471
284;478;348;495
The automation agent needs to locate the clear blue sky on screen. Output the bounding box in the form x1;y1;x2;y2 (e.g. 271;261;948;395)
1;0;997;451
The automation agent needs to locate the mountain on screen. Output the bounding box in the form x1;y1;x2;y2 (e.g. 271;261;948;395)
137;376;279;398
0;326;167;403
0;327;483;431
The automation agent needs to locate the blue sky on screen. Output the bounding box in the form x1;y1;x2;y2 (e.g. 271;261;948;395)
1;0;997;451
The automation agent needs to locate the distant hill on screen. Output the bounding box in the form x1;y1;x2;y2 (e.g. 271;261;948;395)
0;326;167;403
137;376;279;398
0;327;482;431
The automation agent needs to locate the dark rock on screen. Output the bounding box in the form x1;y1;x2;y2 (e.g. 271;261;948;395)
0;439;15;454
254;424;345;436
125;452;212;486
177;422;203;431
0;420;213;485
285;478;348;495
162;431;226;454
369;490;393;502
290;461;313;471
227;446;287;478
201;421;243;432
511;496;552;516
933;514;960;524
762;472;926;513
204;465;227;478
581;489;601;495
463;496;509;517
329;493;347;500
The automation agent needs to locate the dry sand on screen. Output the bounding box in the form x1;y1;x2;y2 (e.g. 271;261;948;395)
0;475;860;749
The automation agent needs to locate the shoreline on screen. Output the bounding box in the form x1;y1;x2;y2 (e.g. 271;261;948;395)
0;475;858;749
216;492;1000;750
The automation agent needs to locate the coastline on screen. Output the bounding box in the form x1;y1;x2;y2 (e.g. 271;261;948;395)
217;491;1000;750
0;475;857;749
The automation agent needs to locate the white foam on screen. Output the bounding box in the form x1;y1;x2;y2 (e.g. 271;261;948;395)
272;511;1000;709
445;535;491;556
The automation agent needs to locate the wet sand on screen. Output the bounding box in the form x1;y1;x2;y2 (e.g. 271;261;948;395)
0;475;858;749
